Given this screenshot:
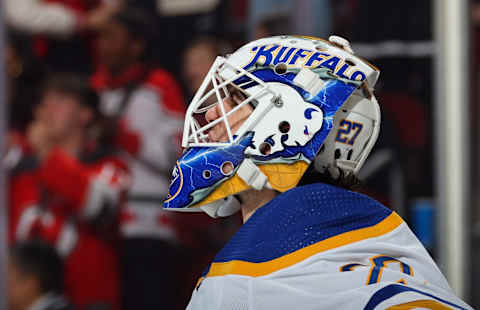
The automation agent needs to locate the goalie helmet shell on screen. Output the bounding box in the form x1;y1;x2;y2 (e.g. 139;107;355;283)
164;35;381;217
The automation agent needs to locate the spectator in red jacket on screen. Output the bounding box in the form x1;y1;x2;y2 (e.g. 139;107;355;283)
5;0;123;74
91;8;186;310
9;73;130;310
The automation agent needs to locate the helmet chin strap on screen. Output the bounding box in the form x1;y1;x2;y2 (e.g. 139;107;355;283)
199;195;241;218
236;158;269;190
200;158;275;218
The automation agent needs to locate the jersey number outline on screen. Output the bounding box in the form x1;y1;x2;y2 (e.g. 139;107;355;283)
335;119;363;145
340;255;413;285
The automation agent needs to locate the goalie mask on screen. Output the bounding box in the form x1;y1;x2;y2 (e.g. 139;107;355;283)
164;35;381;217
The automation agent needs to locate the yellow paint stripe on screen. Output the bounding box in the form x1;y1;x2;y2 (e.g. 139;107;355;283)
195;161;308;208
207;212;403;278
387;299;453;310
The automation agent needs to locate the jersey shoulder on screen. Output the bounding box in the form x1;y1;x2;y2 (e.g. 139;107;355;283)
203;183;400;278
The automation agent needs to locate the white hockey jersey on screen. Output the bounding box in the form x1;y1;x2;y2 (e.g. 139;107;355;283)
187;183;472;310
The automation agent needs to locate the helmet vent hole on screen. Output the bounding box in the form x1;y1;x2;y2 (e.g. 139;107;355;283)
202;170;212;179
279;121;290;133
259;142;272;155
334;149;341;159
347;150;353;160
221;162;234;176
274;63;287;75
346;59;356;66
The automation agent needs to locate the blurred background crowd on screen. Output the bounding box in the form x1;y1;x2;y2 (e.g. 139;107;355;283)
3;0;480;309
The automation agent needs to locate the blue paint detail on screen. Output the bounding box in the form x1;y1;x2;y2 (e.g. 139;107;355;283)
304;107;320;120
351;70;367;81
244;45;367;82
273;46;295;65
304;125;309;135
304;51;330;67
319;56;340;71
363;284;467;310
164;133;254;209
211;183;392;263
243;45;280;68
265;135;275;146
234;70;301;93
337;63;351;79
288;48;310;65
238;81;259;89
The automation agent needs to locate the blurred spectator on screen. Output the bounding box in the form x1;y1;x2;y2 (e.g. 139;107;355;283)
155;0;220;15
5;30;46;171
249;0;331;40
6;30;45;132
182;36;231;100
291;0;331;38
126;0;233;76
4;0;122;37
253;14;291;39
8;241;74;310
4;0;123;74
91;8;185;310
9;74;130;310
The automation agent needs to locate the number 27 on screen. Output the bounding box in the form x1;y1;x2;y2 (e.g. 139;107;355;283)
335;119;363;145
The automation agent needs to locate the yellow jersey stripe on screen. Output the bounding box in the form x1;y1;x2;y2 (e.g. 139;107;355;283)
206;212;403;278
195;277;205;289
387;299;453;310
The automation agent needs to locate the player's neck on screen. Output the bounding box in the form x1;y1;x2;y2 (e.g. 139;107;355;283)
240;188;278;223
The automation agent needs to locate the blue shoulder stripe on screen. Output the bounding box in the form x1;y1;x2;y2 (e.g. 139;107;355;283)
203;212;402;278
213;183;393;264
363;284;468;310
